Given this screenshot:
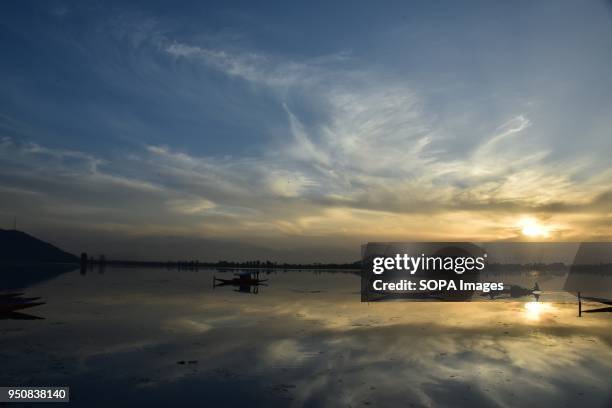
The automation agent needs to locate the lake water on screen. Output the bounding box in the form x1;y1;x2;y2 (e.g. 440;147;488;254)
1;267;611;407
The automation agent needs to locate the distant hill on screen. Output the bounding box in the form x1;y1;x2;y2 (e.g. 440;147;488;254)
0;229;78;264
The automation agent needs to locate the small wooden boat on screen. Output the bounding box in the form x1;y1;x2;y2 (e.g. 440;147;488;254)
0;311;44;320
214;277;268;285
0;298;45;313
0;292;25;299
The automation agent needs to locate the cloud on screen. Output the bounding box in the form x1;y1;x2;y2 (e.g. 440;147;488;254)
166;198;216;215
2;25;612;258
158;39;605;218
164;42;326;89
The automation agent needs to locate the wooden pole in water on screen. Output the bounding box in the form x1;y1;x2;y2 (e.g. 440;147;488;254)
578;291;582;317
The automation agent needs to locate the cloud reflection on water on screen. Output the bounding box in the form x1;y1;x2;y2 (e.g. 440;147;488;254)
0;268;610;407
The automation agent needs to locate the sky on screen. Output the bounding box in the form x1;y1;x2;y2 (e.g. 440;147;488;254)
1;0;612;262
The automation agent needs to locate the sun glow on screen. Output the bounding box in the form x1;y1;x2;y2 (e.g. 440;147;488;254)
524;301;553;320
519;217;551;238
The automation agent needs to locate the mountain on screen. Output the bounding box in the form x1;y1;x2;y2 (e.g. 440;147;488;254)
0;229;78;264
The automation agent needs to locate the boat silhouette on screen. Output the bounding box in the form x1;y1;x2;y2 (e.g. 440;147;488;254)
0;295;45;313
0;289;45;313
214;276;268;285
213;271;268;294
0;311;44;320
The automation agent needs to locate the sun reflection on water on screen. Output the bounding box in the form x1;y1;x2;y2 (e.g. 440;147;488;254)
524;301;553;321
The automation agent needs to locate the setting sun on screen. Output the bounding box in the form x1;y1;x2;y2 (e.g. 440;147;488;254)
519;218;551;238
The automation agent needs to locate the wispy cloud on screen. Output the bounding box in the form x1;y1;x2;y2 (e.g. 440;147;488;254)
2;14;612;258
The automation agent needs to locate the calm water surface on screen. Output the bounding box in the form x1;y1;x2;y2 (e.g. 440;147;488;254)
1;267;611;407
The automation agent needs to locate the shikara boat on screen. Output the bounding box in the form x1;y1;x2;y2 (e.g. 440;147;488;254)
0;292;25;299
214;276;268;285
0;297;45;313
